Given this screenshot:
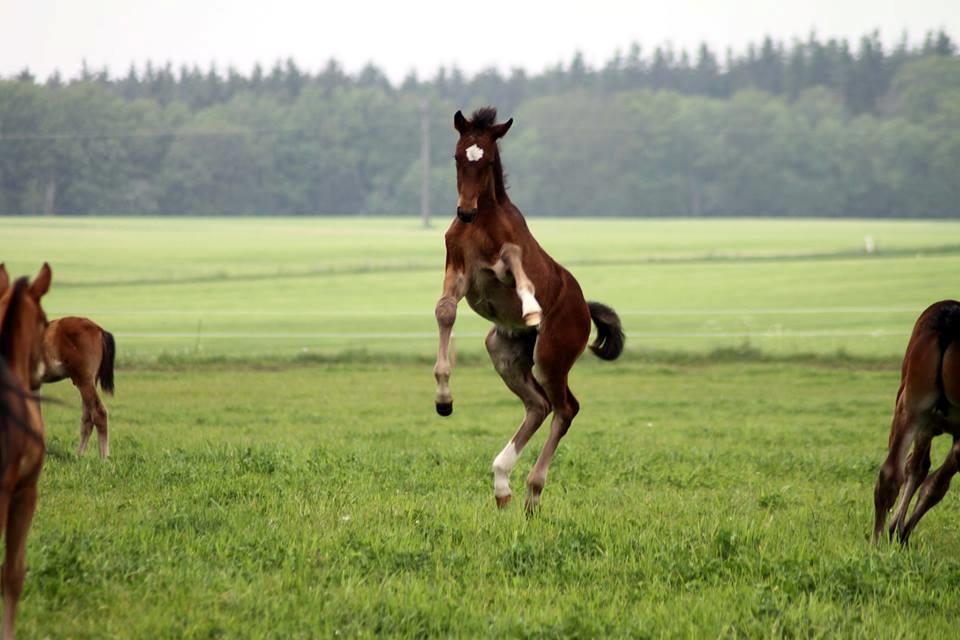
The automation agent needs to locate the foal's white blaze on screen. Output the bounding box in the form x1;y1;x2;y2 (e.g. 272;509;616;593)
492;441;520;497
466;144;484;162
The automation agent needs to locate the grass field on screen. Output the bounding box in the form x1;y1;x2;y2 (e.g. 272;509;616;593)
2;216;960;637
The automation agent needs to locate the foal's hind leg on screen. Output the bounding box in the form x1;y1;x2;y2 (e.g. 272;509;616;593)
486;329;551;508
77;381;108;458
888;426;932;541
92;392;109;459
77;385;95;456
524;312;589;513
525;377;579;514
900;438;960;545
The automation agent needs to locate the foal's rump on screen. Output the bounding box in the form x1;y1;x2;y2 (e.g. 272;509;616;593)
928;300;960;411
537;263;623;362
43;316;116;394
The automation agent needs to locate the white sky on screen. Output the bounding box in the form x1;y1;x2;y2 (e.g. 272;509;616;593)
1;1;958;82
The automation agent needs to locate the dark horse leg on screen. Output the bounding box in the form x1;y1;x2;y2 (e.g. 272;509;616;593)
900;438;960;545
486;328;551;508
524;300;590;514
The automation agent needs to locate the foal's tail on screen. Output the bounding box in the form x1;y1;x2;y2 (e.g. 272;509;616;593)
97;329;116;396
587;301;625;361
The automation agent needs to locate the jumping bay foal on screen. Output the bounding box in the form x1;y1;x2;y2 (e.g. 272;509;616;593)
433;108;624;513
0;263;51;640
874;300;960;545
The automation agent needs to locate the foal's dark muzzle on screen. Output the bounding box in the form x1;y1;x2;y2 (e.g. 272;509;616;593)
456;207;478;223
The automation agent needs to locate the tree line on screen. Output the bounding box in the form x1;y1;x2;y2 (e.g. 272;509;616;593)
1;31;958;217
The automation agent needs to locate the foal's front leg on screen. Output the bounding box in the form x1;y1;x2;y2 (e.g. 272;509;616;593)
434;267;466;416
495;243;542;326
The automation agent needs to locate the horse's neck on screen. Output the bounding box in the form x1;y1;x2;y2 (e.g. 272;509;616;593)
0;319;34;390
6;346;32;392
479;195;525;232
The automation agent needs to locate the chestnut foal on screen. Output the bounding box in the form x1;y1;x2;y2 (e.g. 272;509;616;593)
433;108;624;513
873;300;960;545
0;264;51;640
40;317;115;458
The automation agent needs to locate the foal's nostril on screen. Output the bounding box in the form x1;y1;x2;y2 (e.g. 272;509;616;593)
456;207;478;222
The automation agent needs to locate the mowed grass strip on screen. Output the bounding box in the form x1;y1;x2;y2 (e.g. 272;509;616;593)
26;359;960;638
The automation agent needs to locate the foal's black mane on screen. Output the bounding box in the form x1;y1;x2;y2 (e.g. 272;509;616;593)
468;107;510;203
469;107;499;131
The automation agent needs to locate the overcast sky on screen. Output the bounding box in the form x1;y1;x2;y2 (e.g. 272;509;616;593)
2;1;957;83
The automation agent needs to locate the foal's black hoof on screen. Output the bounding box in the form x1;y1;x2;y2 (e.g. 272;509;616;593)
436;402;453;417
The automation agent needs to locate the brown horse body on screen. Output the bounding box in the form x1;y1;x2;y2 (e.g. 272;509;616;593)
0;264;51;640
434;108;624;512
874;299;960;544
41;317;115;458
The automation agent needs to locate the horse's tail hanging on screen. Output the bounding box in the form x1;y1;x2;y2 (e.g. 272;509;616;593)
587;301;625;361
98;329;116;396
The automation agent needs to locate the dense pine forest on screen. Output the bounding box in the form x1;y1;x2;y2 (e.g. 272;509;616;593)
1;31;958;217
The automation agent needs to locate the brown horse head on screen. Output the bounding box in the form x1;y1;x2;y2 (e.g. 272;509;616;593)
453;107;513;222
0;263;52;389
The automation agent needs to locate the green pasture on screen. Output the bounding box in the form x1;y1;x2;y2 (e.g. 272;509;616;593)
2;216;960;637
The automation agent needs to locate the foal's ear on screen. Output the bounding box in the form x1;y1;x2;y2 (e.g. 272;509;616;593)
0;263;8;294
29;262;52;300
454;110;468;134
490;117;513;140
